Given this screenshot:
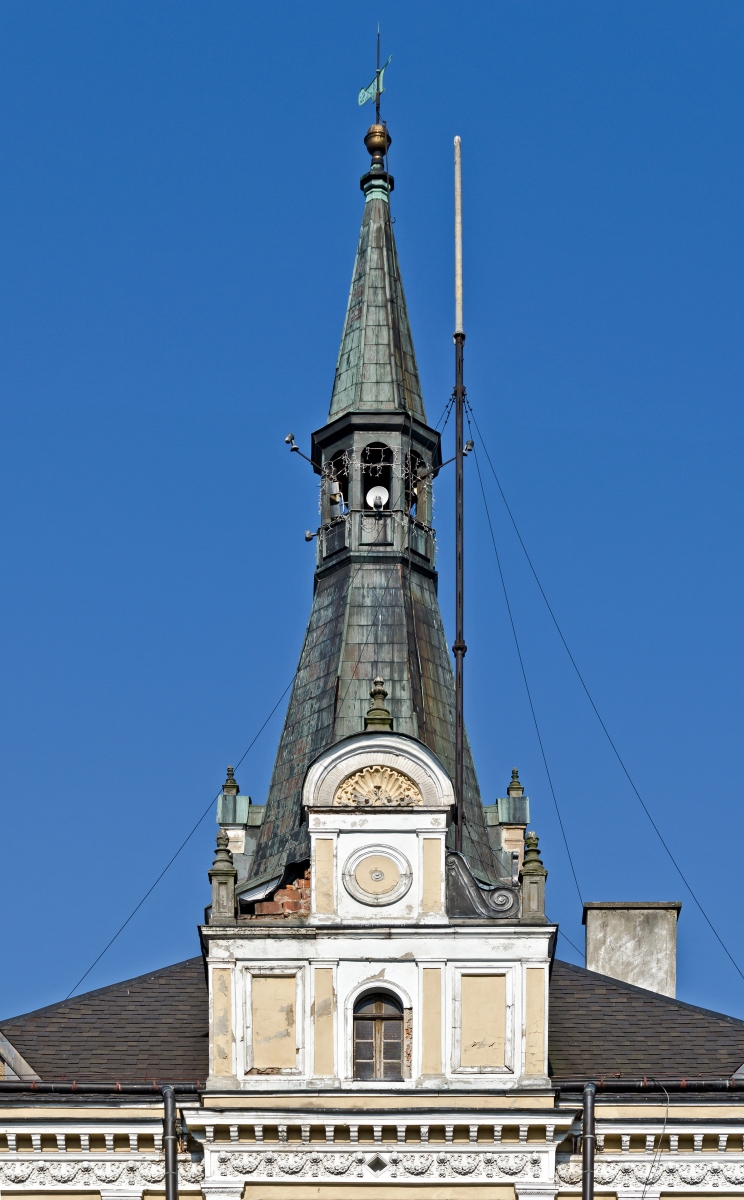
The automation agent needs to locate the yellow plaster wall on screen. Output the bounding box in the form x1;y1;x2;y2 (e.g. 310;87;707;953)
524;968;545;1075
0;1108;166;1119
460;975;506;1068
313;967;335;1076
421;967;443;1074
253;975;297;1070
212;967;233;1077
17;1194;102;1199
595;1106;744;1119
314;839;335;914
421;839;443;913
202;1093;556;1111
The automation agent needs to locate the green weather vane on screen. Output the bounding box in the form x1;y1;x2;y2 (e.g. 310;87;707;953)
358;26;392;125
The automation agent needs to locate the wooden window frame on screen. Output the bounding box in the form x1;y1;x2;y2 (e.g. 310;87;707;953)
353;993;403;1081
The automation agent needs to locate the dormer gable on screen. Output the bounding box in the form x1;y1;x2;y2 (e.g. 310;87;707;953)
303;731;453;924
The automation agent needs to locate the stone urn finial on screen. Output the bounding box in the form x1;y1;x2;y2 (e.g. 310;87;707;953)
364;677;393;732
223;765;239;797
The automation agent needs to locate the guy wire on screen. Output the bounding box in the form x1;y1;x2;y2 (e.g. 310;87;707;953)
466;406;584;908
467;403;744;985
65;674;295;999
69;531;400;999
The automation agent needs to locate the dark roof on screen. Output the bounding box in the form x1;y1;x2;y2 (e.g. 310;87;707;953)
549;958;744;1079
251;561;499;886
5;955;744;1085
0;958;207;1082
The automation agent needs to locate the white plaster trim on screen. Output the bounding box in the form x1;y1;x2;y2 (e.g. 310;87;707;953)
0;1156;203;1190
557;1157;744;1190
304;734;454;811
342;975;414;1082
212;1146;544;1183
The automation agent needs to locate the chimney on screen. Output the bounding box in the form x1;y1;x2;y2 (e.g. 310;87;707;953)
582;901;682;997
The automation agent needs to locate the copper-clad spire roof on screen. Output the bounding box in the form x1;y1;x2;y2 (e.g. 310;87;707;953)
329;124;426;422
246;125;499;890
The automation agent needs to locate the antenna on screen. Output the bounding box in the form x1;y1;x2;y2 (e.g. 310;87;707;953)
453;135;466;854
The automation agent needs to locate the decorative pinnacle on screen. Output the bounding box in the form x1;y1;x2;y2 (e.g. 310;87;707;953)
507;768;524;799
364;676;393;732
210;827;236;874
223;765;239;797
521;830;547;877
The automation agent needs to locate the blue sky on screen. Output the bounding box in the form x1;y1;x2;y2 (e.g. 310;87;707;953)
2;1;744;1022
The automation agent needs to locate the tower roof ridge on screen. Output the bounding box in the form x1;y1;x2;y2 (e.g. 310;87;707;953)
329;124;427;423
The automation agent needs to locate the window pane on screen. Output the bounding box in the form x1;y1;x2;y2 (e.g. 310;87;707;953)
355;1020;374;1039
382;1058;402;1079
355;1058;375;1080
354;992;403;1017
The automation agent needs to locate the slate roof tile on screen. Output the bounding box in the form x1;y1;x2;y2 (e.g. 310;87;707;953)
0;958;207;1083
549;959;744;1079
4;956;744;1084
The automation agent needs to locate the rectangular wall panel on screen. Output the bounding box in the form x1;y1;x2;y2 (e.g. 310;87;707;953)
460;974;506;1069
421;839;443;913
524;967;546;1075
421;967;443;1074
313;968;335;1076
252;975;297;1070
212;967;233;1077
314;839;335;914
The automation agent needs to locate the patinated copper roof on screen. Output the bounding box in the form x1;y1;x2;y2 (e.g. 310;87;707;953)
328;159;425;422
248;132;499;887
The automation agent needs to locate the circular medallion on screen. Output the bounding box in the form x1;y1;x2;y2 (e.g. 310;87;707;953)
342;845;412;906
354;854;400;896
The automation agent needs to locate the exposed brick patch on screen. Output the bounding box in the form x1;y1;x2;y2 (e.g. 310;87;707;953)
254;869;311;918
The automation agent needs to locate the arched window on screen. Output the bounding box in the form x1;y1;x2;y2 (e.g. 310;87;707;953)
361;443;393;510
353;992;403;1080
405;451;430;522
324;452;350;520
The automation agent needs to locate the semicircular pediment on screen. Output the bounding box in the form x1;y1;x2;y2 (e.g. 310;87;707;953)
302;733;454;810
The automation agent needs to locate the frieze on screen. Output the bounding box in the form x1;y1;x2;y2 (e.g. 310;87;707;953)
217;1149;542;1182
557;1160;744;1189
0;1157;204;1189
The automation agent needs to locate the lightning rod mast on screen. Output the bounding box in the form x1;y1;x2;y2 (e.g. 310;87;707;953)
453;135;466;853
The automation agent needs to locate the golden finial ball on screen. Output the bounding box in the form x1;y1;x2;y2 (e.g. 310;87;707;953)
364;123;392;157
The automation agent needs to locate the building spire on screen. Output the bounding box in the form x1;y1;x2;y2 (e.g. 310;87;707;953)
329;125;426;422
248;125;500;891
